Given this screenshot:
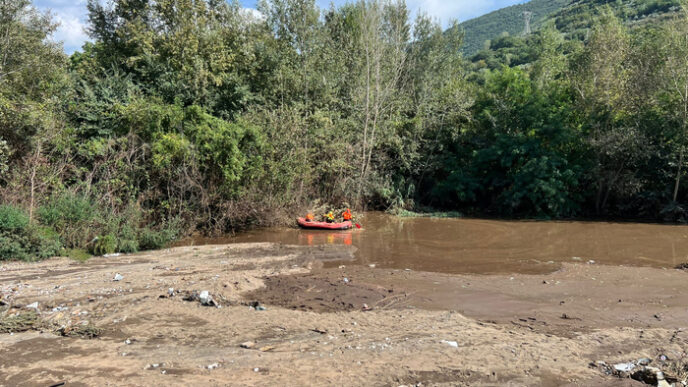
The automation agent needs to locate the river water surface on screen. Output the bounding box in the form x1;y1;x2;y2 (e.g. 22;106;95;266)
180;212;688;274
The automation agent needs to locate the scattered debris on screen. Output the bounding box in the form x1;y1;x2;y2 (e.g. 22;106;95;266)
113;273;124;281
440;340;459;348
676;263;688;270
199;291;212;305
362;303;372;311
207;363;220;370
596;357;686;387
241;341;256;349
103;253;121;258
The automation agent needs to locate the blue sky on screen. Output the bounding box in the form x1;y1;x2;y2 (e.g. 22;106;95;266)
35;0;529;54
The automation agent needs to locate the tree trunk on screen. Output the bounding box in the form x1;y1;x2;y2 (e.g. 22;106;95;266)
673;146;684;202
28;142;42;223
357;22;372;204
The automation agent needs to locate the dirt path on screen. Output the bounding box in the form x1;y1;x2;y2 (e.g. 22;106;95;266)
1;243;687;386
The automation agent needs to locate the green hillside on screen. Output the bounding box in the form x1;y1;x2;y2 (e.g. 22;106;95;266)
460;0;570;55
467;0;682;70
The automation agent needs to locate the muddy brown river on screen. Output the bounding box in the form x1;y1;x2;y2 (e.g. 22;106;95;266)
178;212;688;274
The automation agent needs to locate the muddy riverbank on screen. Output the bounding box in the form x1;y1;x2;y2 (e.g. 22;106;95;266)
1;243;687;386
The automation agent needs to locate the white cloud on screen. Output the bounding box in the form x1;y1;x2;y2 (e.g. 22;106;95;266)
241;7;266;22
34;0;90;53
51;12;89;52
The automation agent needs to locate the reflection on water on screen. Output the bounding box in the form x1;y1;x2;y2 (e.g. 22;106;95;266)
177;213;688;274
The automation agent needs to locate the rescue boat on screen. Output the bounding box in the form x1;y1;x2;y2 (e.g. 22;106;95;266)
297;217;353;230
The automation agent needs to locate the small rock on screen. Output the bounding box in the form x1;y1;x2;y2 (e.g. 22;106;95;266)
124;339;132;345
168;288;174;296
241;341;256;349
588;260;596;264
368;264;376;268
207;363;219;370
104;253;121;258
113;273;124;281
343;278;350;284
255;305;267;311
441;340;459;348
614;362;635;372
254;368;260;372
362;303;372;311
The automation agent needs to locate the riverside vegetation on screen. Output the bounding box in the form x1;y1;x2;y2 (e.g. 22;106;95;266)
4;0;688;261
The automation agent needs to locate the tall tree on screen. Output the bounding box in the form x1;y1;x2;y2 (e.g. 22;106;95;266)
354;0;409;202
661;0;688;202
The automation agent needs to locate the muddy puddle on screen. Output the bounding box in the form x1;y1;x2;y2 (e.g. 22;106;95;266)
177;213;688;274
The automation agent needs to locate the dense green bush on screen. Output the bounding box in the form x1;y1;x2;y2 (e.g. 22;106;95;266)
0;205;62;261
138;226;179;251
38;192;98;248
90;234;117;256
0;205;30;232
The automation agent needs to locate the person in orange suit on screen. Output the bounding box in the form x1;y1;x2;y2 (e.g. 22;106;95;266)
342;208;352;221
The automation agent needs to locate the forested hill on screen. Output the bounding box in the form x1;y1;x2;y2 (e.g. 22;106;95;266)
553;0;681;37
460;0;570;55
